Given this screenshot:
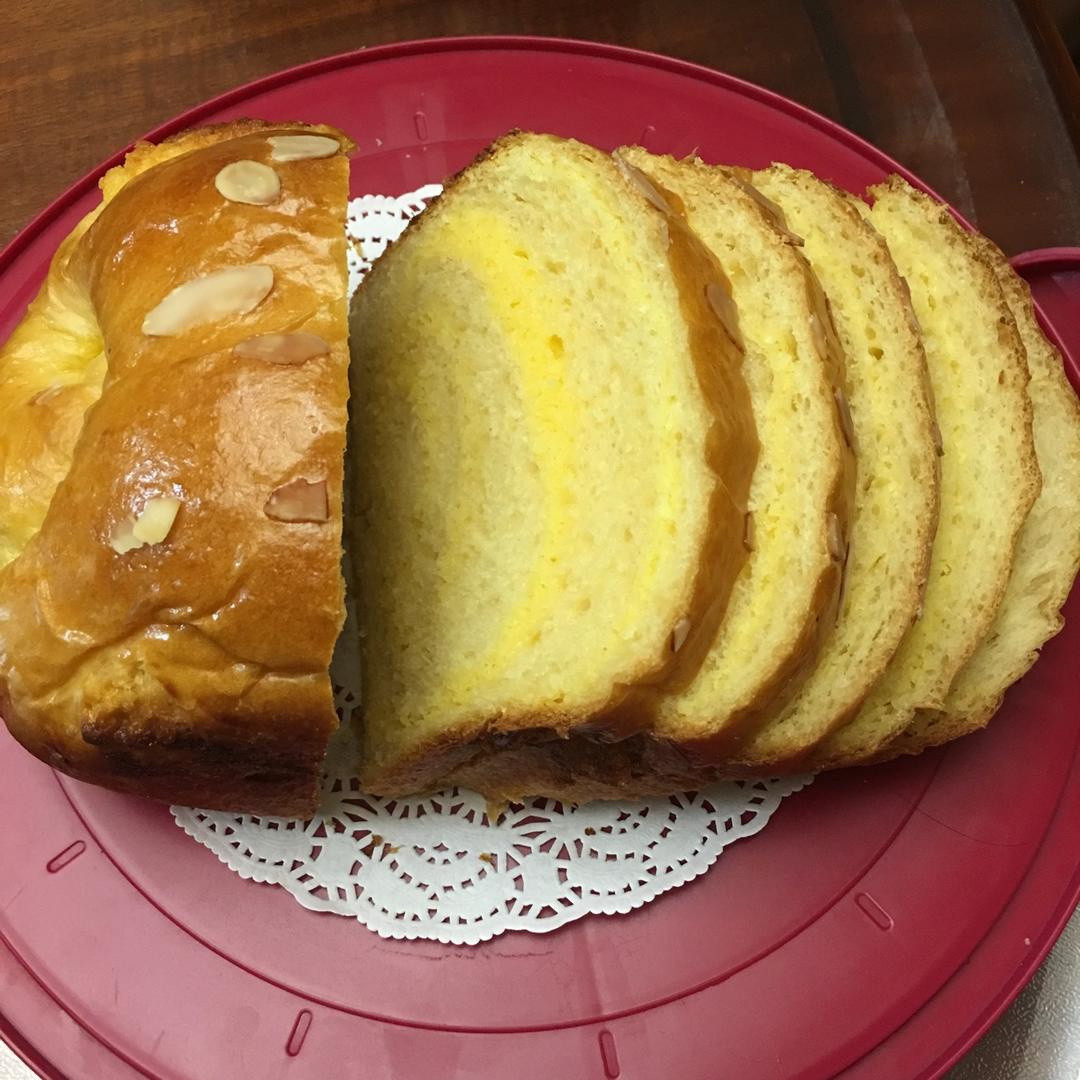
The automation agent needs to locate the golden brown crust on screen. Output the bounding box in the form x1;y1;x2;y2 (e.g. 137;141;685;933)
0;120;353;816
364;717;703;802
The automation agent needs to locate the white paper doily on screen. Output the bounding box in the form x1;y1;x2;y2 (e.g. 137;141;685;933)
171;185;812;946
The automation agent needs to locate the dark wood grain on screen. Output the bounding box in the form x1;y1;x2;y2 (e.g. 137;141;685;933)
2;0;1080;255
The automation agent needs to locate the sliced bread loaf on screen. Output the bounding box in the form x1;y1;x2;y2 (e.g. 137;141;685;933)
811;177;1041;769
883;239;1080;756
722;164;939;770
615;149;855;759
348;133;758;796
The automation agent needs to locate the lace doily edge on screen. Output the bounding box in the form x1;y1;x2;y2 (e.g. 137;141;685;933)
171;774;811;946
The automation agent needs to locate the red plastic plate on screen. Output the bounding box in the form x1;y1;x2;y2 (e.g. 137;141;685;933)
0;37;1077;1080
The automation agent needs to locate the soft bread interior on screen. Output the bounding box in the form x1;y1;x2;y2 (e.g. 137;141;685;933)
616;149;853;754
813;177;1041;767
727;165;938;766
349;133;757;793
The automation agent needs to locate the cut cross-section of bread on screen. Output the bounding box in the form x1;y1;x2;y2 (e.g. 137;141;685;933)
811;176;1041;769
882;238;1080;757
615;149;855;761
721;164;939;770
349;132;759;797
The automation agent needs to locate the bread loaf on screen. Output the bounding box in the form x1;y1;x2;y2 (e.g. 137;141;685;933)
2;120;1075;817
0;121;353;816
348;132;758;797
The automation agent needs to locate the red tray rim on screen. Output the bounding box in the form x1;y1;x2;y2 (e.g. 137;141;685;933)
932;857;1080;1077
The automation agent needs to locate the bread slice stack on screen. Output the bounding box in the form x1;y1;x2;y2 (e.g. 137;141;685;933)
348;131;1080;804
722;165;940;772
810;179;1043;769
614;150;855;764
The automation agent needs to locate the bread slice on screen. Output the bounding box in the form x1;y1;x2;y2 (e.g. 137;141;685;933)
349;132;759;796
721;164;939;770
882;240;1080;756
811;177;1041;769
615;149;854;759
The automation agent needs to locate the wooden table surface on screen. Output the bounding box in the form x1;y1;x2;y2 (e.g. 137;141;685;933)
3;2;1080;1079
5;0;1080;254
